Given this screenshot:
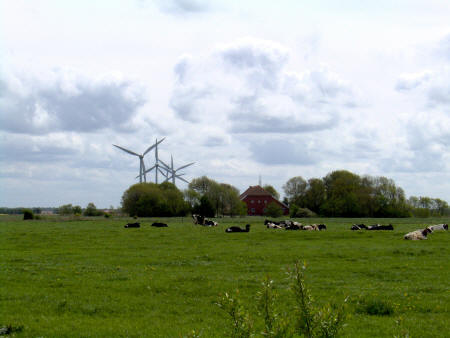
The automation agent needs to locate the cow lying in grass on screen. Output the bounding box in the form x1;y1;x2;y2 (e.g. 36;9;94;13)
351;224;367;230
151;222;168;227
226;224;251;233
124;222;140;228
192;214;218;226
351;224;393;230
404;227;432;240
429;224;448;231
367;224;394;230
266;222;283;229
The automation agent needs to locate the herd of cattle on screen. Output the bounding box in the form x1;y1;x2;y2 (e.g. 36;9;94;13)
124;216;448;240
351;222;448;240
124;222;168;228
264;219;327;230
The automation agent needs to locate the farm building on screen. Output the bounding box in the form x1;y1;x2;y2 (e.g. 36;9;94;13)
240;185;289;216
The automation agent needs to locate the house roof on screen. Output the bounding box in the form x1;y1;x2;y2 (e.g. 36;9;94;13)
239;185;272;199
240;185;290;209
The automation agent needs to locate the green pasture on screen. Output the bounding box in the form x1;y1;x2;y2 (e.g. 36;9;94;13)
0;216;449;337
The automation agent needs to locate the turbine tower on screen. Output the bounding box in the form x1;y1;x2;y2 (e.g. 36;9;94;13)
113;138;164;183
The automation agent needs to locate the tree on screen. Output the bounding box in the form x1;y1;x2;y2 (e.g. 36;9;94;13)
192;195;215;218
183;189;200;209
84;202;103;216
59;204;74;215
189;176;243;217
23;209;34;220
220;183;243;217
263;185;280;200
303;178;326;214
121;183;189;217
73;205;82;215
264;201;283;218
283;176;307;206
433;198;449;216
321;170;362;217
189;176;216;195
408;196;420;208
419;196;432;209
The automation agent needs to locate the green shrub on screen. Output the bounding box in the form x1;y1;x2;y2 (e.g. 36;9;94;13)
290;205;316;218
23;209;34;220
264;202;283;218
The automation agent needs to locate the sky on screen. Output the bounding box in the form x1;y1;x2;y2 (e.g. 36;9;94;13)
1;0;449;208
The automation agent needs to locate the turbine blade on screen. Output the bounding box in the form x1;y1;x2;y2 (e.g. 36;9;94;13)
143;137;165;156
176;162;195;171
143;164;156;174
158;168;168;177
113;144;140;157
158;159;171;170
176;176;189;184
143;144;156;156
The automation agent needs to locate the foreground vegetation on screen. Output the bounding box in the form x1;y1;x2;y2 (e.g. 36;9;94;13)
1;216;449;337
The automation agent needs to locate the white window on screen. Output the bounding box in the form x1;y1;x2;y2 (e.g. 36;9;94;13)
251;200;254;203
258;200;261;204
264;200;267;204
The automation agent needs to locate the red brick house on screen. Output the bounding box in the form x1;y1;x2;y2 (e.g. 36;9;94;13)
239;185;289;216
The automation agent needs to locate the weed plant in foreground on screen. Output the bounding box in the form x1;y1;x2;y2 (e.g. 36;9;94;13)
0;216;449;337
217;261;348;337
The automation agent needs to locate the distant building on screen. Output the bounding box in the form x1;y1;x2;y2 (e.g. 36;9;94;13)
239;185;289;216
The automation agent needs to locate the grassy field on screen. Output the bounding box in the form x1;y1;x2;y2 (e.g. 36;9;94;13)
1;216;449;337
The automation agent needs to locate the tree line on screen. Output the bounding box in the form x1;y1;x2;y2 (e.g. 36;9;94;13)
121;177;247;217
283;170;449;217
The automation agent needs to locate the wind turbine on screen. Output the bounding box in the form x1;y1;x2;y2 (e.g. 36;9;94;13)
164;155;195;184
113;138;164;183
141;138;170;184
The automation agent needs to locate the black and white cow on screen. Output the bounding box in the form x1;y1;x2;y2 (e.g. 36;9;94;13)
428;224;448;231
367;224;394;230
151;222;168;227
226;224;251;233
124;222;140;228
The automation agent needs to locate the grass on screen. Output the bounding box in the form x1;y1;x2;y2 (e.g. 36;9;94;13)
0;216;449;337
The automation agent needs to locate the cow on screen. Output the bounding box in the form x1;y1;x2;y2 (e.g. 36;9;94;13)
317;224;327;230
351;224;367;230
192;214;205;225
267;222;283;229
264;219;281;226
404;227;432;240
124;222;140;228
367;224;394;230
428;224;448;231
226;224;251;233
192;214;218;226
302;225;318;231
285;224;301;230
151;222;168;227
204;219;218;226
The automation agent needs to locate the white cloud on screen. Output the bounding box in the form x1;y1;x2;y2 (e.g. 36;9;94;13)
170;38;358;135
396;67;450;110
0;68;146;135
